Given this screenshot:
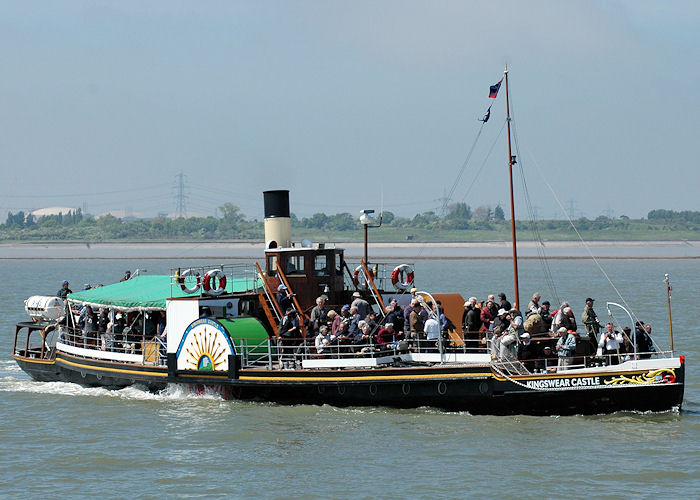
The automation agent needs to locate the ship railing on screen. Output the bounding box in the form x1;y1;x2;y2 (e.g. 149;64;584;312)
344;262;415;293
55;326;167;366
486;337;670;376
257;333;487;369
237;338;276;370
169;263;262;298
13;322;58;361
236;335;671;371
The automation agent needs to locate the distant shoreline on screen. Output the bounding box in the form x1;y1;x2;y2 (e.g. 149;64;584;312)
0;240;698;259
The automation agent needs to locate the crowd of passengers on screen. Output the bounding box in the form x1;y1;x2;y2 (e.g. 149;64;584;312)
276;286;448;367
49;274;167;355
464;292;657;371
277;285;657;372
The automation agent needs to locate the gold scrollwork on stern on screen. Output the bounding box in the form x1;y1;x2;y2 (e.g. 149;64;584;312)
604;369;676;386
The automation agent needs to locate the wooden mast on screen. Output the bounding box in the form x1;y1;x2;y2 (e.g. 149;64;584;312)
665;273;674;351
504;65;520;310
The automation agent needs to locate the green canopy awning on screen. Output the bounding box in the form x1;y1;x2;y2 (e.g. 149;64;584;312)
67;275;262;312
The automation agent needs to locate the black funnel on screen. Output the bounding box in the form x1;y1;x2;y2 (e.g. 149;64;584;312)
263;190;290;218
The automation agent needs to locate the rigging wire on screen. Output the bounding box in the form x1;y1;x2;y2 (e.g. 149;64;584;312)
414;119;501;259
440;122;486;216
459;119;507;205
522;143;643;327
507;92;561;305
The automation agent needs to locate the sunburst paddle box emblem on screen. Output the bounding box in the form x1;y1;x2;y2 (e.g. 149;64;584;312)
176;318;235;371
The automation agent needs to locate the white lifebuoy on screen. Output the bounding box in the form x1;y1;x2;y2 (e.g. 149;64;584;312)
178;268;201;294
391;264;414;291
202;269;227;296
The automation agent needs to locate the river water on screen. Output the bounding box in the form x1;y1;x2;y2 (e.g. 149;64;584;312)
1;257;698;498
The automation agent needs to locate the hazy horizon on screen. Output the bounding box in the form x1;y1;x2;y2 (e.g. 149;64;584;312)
1;1;698;221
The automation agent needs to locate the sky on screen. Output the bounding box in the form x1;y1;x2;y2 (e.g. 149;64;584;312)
0;1;698;221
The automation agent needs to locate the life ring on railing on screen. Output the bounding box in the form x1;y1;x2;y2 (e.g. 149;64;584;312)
178;268;201;294
202;269;227;296
391;264;414;291
352;265;376;290
352;266;365;289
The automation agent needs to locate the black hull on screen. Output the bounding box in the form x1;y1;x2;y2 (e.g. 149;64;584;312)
15;354;168;392
226;380;683;416
14;354;685;416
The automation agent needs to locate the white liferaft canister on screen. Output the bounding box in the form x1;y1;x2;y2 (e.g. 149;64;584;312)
24;296;65;321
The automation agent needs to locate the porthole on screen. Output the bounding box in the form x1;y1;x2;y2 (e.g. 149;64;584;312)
317;385;325;394
479;382;489;395
369;384;377;396
437;382;447;395
338;385;346;395
402;384;411;395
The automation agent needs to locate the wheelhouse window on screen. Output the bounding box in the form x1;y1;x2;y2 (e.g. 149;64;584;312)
267;255;277;277
314;254;329;276
286;255;305;275
335;251;344;275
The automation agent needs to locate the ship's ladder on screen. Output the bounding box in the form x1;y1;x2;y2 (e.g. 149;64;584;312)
275;266;308;338
359;260;387;321
255;262;283;334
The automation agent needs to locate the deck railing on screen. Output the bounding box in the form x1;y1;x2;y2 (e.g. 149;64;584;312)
344;262;415;293
170;263;262;298
237;332;488;370
53;326;167;366
486;336;670;377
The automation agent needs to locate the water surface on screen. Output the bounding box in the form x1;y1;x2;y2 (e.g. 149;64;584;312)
1;258;697;498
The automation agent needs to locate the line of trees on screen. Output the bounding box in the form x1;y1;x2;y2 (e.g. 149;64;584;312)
1;205;698;241
647;209;700;225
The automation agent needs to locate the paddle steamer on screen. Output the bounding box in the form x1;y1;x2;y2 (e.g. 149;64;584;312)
13;69;685;415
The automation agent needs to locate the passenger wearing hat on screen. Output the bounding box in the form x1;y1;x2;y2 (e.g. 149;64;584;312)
462;297;482;344
57;280;72;299
517;332;537;371
581;297;601;352
339;304;352;327
351;291;370;318
537;344;558;372
276;283;294;312
492;308;511;334
120;270;131;282
538;301;553;332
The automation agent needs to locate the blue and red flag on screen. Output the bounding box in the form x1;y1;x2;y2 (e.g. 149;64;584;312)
489;78;503;98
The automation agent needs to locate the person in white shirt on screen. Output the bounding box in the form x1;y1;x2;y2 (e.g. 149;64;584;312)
598;322;624;365
424;308;441;352
315;325;330;355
